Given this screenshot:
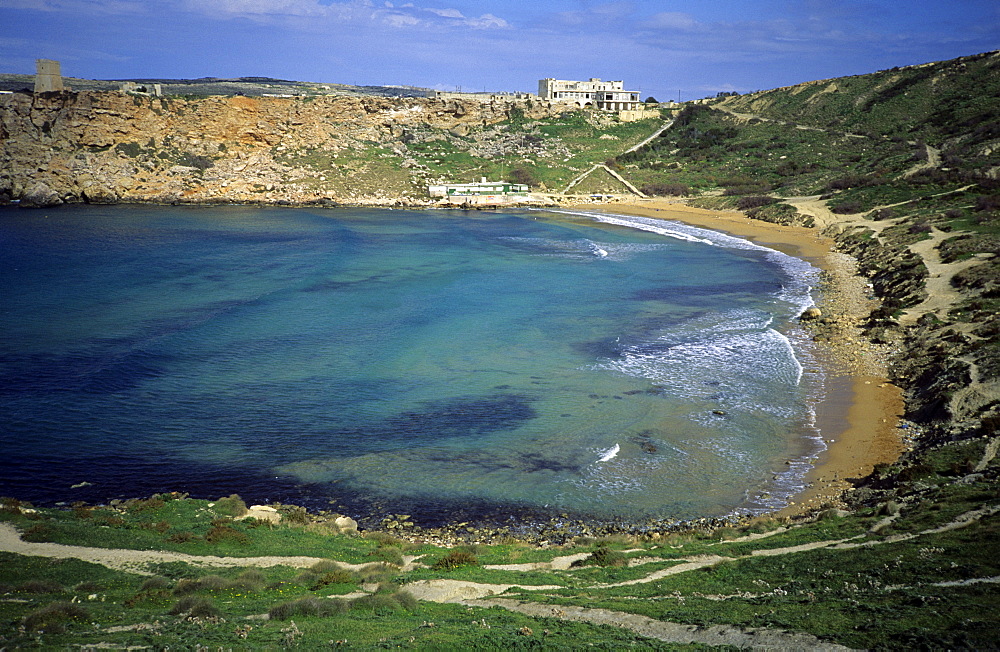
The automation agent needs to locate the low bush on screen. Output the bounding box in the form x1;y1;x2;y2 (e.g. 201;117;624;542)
831;200;864;214
140;576;172;592
173;574;229;595
268;596;348;620
572;544;628;568
169;596;220;619
431;550;479;570
16;579;63;594
352;589;418;613
22;601;89;633
166;531;200;543
736;195;776;211
204;524;250;545
640;182;690;196
310;568;356;590
213;494;248;518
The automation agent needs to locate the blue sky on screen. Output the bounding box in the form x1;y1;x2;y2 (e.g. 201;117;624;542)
2;0;998;99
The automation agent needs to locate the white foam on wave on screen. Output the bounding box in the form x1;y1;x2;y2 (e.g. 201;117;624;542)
588;241;610;258
546;209;820;318
539;207;830;516
597;443;620;462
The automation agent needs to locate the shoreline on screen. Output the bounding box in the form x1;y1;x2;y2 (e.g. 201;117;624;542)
0;199;907;535
573;198;905;520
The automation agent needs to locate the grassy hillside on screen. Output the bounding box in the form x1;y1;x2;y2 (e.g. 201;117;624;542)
1;478;998;649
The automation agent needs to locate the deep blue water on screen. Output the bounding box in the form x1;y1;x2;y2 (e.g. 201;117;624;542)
0;204;824;525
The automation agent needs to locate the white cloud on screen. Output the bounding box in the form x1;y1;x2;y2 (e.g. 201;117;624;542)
182;0;329;17
646;12;698;31
425;7;462;19
171;0;509;31
383;11;420;27
419;6;509;29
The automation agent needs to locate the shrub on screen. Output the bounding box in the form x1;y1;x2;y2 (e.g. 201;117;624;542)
169;596;220;619
368;547;404;566
140;576;172;592
363;531;406;547
281;506;310;526
311;569;356;590
173;575;229;595
268;596;347;620
431;550;479;571
572;545;627;568
127;496;165;513
125;588;172;608
22;601;89;633
589;546;628;567
826;174;875;191
831;200;863;214
975;194;1000;213
231;569;266;591
508;167;538;187
179;153;213;171
142;520;170;534
166;531;200;544
736;195;776;211
22;523;55;542
640;182;690;196
214;494;248;518
204;524;250;545
16;580;63;594
72;502;92;519
310;560;342;573
351;589;417;613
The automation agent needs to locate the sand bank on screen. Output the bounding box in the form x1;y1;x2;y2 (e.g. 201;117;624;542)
569;198;905;518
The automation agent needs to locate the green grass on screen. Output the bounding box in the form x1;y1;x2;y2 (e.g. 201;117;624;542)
2;484;999;649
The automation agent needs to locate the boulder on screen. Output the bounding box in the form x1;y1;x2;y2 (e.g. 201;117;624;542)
334;515;359;534
241;504;282;524
19;182;62;208
799;307;823;321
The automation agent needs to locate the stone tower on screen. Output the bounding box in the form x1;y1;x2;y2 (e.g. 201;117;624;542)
34;59;65;93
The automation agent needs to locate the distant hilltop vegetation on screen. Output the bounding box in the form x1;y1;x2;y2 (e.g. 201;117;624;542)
0;73;433;99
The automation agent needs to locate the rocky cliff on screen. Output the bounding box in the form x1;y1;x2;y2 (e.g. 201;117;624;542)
0;91;567;206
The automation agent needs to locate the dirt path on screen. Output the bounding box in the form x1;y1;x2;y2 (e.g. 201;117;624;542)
462;598;856;651
900;227;987;326
0;522;365;575
4;504;995;648
623;119;674;155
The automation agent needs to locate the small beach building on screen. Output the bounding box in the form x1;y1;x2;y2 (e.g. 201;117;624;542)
428;178;530;200
537;78;641;111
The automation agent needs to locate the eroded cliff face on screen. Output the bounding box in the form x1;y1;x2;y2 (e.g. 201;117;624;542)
0;91;562;206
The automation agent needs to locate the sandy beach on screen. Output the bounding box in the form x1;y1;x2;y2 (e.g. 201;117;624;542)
570;198;906;518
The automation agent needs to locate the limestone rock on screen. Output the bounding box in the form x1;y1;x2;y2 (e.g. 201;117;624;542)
334;515;359;533
19;182;62;208
0;90;566;207
241;504;282;524
799;307;823;321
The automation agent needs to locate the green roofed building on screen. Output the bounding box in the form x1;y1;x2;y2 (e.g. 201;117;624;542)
428;178;529;199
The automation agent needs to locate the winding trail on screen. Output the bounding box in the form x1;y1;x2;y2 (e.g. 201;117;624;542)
2;503;996;648
461;598;856;651
0;522;363;576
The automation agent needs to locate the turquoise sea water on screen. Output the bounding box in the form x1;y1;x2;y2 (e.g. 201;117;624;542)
0;205;824;524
